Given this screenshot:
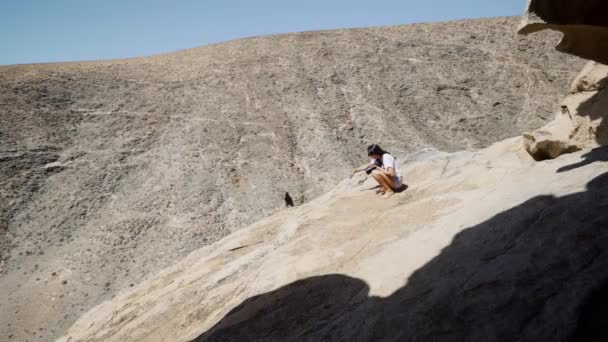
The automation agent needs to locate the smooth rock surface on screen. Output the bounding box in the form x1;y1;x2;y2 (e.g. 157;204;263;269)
58;139;608;342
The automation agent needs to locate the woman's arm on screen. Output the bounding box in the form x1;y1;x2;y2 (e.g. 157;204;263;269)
380;155;397;177
370;167;395;177
351;162;375;178
383;167;396;177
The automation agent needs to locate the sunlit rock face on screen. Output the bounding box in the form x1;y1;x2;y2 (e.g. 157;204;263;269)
519;0;608;160
519;0;608;64
522;62;608;160
56;140;608;342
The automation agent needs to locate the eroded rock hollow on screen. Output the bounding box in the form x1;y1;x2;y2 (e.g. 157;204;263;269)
519;0;608;64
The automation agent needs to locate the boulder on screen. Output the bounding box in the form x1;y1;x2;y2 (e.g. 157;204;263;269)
570;61;608;93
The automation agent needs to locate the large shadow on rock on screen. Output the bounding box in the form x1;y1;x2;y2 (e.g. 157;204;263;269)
569;279;608;342
557;145;608;173
194;275;374;341
194;171;608;342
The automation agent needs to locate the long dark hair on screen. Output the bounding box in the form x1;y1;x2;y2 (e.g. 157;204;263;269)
367;144;389;157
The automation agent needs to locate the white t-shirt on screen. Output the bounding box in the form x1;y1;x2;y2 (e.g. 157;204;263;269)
371;154;402;183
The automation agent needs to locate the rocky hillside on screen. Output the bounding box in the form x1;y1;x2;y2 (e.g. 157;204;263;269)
0;17;585;341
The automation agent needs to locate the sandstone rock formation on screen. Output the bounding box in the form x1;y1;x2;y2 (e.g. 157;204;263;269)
522;62;608;160
57;140;608;342
0;17;585;341
518;0;608;64
519;0;608;160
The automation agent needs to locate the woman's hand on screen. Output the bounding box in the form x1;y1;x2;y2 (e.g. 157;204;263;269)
351;163;376;178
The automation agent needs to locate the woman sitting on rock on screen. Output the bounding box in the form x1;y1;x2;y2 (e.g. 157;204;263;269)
351;144;402;198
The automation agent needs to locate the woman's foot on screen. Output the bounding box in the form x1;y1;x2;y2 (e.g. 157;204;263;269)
376;188;386;195
382;191;395;199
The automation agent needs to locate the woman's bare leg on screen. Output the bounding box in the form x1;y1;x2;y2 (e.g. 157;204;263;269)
371;171;391;195
371;170;398;198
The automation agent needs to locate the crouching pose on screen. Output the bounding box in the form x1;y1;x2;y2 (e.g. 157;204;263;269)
351;144;402;198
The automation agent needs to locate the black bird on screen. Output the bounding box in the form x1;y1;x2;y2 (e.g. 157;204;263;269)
284;192;294;207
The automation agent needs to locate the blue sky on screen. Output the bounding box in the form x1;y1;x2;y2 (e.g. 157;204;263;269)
1;0;526;65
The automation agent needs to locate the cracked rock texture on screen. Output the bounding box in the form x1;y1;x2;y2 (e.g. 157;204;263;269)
0;17;585;341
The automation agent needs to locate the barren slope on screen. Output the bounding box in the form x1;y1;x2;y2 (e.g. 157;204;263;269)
0;17;585;341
